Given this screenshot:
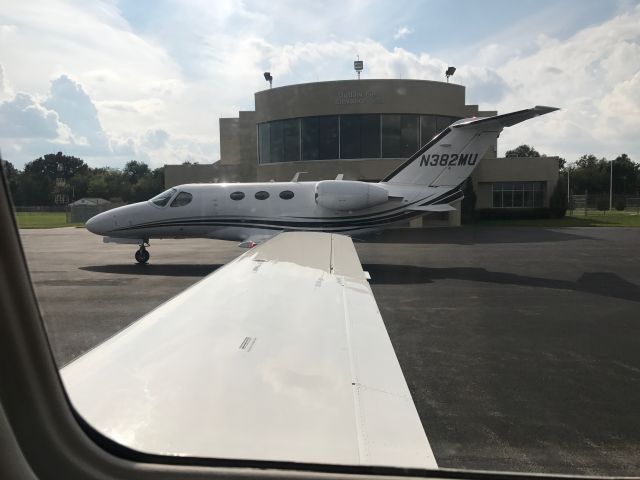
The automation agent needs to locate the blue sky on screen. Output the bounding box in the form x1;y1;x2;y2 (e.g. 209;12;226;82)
1;0;639;169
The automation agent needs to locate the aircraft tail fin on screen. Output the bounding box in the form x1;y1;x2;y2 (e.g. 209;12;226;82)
381;106;558;187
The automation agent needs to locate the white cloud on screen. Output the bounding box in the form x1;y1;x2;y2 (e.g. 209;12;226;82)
0;92;66;139
143;129;170;149
0;63;6;97
393;26;412;40
43;75;108;150
491;4;640;160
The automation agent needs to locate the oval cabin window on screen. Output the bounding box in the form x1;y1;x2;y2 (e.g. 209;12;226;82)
279;190;294;200
255;191;270;200
230;191;245;200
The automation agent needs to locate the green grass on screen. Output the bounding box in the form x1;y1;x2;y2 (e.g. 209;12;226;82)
474;212;640;227
15;212;84;229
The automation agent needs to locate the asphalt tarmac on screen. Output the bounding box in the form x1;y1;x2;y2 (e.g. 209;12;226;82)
19;226;640;476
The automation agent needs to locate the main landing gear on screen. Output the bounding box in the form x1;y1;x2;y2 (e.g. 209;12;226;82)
135;240;150;265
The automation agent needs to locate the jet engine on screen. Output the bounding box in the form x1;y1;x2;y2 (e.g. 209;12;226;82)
314;180;389;211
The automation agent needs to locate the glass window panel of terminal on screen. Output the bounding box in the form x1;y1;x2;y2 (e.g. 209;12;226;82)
420;115;437;146
269;121;284;163
258;123;271;164
381;114;419;159
492;182;545;208
339;114;380;159
302;116;339;160
262;119;301;163
282;119;300;162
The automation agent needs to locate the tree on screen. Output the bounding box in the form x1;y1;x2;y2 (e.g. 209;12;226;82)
570;153;639;196
549;178;568;218
23;152;88;182
1;159;21;204
19;152;90;205
123;160;150;184
505;144;540;158
571;154;609;195
15;172;52;206
87;168;127;201
611;154;639;195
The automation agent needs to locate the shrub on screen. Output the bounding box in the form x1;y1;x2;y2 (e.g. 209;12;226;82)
461;180;476;223
596;196;609;211
549;179;568;218
615;197;626;211
475;208;551;220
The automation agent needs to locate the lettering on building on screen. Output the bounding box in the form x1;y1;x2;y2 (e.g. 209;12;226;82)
335;90;383;105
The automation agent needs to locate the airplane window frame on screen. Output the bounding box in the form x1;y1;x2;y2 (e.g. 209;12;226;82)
150;188;177;207
255;191;270;200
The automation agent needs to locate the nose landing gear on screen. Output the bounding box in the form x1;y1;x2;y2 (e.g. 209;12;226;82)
135;240;150;264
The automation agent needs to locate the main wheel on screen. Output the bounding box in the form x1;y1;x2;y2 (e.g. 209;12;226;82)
135;248;150;264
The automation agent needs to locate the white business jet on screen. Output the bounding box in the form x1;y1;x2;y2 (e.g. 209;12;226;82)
86;106;558;263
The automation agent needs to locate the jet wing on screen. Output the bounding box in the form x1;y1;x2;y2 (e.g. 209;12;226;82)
61;232;437;469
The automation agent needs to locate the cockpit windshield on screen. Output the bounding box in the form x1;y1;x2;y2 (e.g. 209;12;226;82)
170;191;193;207
150;188;177;207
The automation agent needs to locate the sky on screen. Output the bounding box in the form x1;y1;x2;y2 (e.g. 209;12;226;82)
1;0;639;169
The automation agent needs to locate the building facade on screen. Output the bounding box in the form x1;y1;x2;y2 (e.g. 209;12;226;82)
165;79;559;225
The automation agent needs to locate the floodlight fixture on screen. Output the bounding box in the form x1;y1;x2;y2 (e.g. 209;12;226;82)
445;66;456;83
354;57;364;80
263;72;273;88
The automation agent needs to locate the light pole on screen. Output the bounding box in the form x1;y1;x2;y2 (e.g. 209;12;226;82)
609;158;613;211
354;56;363;80
445;66;456;83
567;164;571;204
263;72;273;89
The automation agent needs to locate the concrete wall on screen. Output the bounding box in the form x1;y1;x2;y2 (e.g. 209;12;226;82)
472;156;560;208
219;111;257;166
254;79;477;122
257;158;401;182
165;163;257;188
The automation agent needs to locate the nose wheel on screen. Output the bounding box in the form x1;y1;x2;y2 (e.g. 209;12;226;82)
135;242;150;264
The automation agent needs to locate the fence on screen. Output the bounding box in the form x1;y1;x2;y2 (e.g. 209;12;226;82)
569;194;640;215
66;203;122;224
14;205;67;212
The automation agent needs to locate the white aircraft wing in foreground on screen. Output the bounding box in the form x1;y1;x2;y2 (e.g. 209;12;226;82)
61;232;437;469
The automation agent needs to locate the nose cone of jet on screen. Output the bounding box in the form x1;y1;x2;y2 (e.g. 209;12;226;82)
85;211;112;235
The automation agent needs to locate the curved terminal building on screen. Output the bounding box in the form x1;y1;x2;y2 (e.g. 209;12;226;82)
165;79;560;226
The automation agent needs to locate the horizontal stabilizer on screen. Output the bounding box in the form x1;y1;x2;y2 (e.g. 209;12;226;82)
409;204;456;212
452;106;559;129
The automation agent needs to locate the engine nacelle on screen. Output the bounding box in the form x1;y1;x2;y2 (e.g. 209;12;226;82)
315;180;389;211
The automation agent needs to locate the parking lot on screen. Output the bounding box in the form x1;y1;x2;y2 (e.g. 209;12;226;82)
19;226;640;476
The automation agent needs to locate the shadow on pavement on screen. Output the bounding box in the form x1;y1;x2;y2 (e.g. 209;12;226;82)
359;227;593;245
364;264;640;303
80;264;223;277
